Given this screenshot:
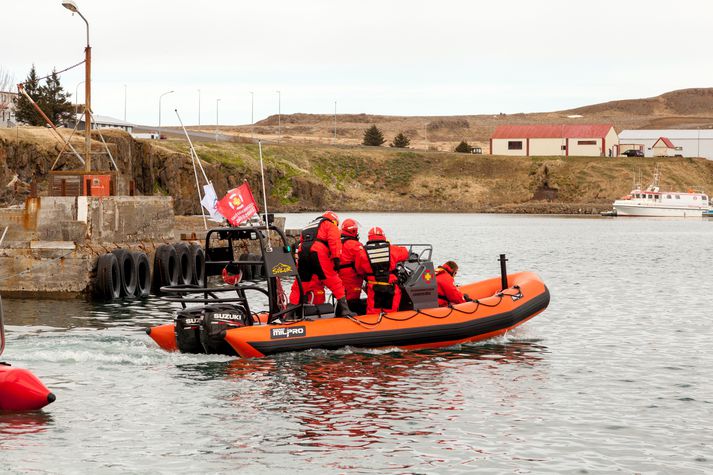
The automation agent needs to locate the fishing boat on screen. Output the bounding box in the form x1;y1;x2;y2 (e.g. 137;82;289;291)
147;225;550;358
0;296;56;411
611;169;710;217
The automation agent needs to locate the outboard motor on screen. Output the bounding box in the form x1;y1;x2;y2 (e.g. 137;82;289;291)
199;304;251;355
397;259;438;310
174;307;204;354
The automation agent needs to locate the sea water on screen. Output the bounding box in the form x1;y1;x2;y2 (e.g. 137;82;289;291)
1;214;712;473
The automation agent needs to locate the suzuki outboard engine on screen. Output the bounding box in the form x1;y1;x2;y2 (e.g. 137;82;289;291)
175;307;204;354
199;304;251;355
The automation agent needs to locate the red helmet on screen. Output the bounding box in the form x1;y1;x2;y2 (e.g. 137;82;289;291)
368;226;386;241
322;210;339;226
341;218;359;237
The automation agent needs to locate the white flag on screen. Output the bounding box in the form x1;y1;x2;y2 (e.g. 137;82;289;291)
201;183;223;222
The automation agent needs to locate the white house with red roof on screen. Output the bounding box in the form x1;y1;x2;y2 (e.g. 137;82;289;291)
490;124;618;157
652;137;677;157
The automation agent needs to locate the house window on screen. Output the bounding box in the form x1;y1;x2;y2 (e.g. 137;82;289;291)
703;195;708;202
561;145;567;151
666;195;672;199
577;140;597;145
675;195;680;199
508;141;523;150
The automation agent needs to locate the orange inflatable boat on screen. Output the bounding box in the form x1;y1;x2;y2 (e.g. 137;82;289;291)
147;226;550;358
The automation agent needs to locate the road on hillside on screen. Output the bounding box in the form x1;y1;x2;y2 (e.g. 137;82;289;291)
131;125;234;143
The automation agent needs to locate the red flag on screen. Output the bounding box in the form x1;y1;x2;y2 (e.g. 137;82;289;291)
216;183;259;226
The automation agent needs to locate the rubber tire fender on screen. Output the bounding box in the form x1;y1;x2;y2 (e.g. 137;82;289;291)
173;242;193;286
189;243;205;286
131;251;151;298
111;249;137;297
96;253;121;301
151;244;179;295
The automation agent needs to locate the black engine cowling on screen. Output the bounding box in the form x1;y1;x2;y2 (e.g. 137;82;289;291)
175;307;204;354
199;304;251;355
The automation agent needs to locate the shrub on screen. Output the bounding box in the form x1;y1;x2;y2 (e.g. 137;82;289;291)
362;125;385;146
455;141;472;153
390;132;410;148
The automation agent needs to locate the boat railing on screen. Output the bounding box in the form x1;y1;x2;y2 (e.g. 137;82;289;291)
159;283;269;309
396;243;433;263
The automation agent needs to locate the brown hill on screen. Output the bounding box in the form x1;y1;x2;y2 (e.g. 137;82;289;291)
197;88;713;152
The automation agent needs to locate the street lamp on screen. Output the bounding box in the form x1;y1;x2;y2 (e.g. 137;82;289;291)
158;90;174;138
62;0;92;171
215;98;221;142
276;90;281;143
250;91;254;141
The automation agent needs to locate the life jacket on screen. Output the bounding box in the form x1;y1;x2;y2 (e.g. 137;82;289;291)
364;240;395;309
338;235;359;270
296;217;329;281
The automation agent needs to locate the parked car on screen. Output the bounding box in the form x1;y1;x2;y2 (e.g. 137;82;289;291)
623;149;644;157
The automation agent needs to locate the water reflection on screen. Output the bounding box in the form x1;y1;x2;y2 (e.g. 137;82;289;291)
0;411;54;440
218;340;548;452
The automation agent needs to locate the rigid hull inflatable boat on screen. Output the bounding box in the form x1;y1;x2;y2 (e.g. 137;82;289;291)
147;225;549;358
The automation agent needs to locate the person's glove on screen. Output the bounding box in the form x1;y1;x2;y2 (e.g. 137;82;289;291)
333;258;341;269
463;293;473;302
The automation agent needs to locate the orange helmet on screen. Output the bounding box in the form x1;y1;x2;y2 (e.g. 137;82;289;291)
341;218;359;237
322;210;339;226
368;226;386;241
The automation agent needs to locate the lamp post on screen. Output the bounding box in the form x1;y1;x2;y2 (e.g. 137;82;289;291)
74;80;84;115
197;89;201;126
123;84;127;121
276;90;281;143
250;91;254;141
62;0;91;171
158;90;174;138
215;98;221;142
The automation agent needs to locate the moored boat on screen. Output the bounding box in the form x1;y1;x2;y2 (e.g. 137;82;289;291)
611;169;709;217
147;225;550;358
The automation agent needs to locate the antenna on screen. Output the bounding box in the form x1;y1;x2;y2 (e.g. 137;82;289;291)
176;109;208;230
258;141;272;252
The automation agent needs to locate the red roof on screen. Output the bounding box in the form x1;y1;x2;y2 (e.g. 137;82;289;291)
653;137;675;148
491;124;614;139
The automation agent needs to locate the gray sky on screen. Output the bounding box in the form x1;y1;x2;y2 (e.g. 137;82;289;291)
3;0;713;126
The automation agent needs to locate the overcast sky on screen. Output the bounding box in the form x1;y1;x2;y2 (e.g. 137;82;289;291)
3;0;713;127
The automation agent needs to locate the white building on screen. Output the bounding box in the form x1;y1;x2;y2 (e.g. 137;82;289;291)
618;130;713;160
72;114;134;133
490;124;619;157
0;91;17;127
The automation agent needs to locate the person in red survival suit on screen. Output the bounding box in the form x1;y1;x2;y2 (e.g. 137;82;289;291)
354;226;410;314
338;218;366;315
436;261;470;307
289;211;356;317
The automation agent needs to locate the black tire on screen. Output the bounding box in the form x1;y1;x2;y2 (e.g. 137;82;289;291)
151;244;179;295
96;253;121;300
131;251;151;298
173;242;192;285
189;243;205;285
111;249;137;297
238;253;253;280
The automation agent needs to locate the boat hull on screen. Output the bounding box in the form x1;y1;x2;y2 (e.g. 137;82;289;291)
224;272;549;358
613;201;705;217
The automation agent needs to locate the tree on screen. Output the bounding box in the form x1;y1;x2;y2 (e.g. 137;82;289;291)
390;132;410;148
14;65;42;126
455;140;472;153
14;66;73;126
39;69;73;125
362;124;385;146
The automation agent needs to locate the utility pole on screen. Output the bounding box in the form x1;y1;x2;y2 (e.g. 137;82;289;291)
250;91;254;142
276;90;281;144
333;100;337;145
215;98;221;142
123;84;127;121
62;1;92;171
197;89;201;126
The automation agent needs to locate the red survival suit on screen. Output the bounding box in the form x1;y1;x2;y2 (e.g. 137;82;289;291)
338;219;365;303
436;263;465;307
289;212;345;305
355;227;409;314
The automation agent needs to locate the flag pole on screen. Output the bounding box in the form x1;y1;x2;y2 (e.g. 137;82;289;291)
258;141;272;251
175;109;207;230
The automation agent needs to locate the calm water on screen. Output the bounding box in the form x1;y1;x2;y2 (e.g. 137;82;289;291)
2;214;712;474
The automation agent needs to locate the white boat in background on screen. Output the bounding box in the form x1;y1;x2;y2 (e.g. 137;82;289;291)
611;169;710;217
